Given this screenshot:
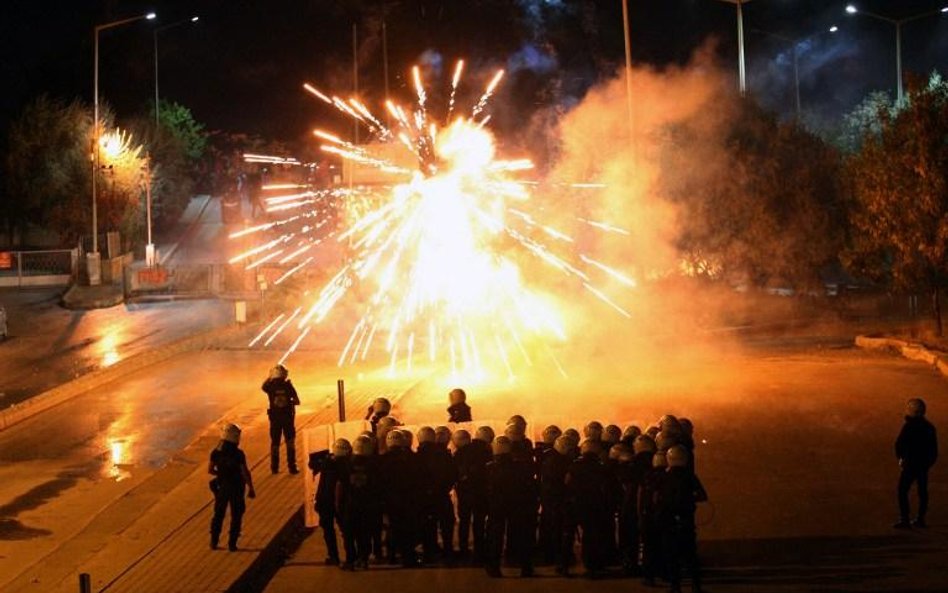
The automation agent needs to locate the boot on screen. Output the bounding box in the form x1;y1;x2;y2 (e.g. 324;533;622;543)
210;531;220;550
287;445;298;474
271;446;281;474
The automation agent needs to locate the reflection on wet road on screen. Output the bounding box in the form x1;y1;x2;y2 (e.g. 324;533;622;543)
0;289;231;408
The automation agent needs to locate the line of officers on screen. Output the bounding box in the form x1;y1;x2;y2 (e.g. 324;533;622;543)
310;404;708;593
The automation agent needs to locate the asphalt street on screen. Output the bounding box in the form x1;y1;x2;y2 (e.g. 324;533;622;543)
265;343;948;592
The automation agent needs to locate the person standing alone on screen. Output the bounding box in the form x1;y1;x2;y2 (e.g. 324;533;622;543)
895;397;938;528
209;423;256;551
262;364;300;474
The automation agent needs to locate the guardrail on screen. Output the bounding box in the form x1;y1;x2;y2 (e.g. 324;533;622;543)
0;249;78;287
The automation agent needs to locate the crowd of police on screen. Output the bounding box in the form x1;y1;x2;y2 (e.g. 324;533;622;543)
309;389;708;592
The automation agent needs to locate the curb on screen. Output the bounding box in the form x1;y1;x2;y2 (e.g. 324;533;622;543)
854;335;948;377
61;284;125;310
0;321;256;433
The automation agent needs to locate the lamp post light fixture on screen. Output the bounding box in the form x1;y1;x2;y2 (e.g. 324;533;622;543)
845;4;948;105
90;11;156;285
154;16;200;129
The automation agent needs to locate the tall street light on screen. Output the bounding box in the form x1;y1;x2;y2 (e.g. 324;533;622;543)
716;0;753;96
751;25;839;121
91;11;156;285
154;16;200;129
845;4;948;105
621;0;634;139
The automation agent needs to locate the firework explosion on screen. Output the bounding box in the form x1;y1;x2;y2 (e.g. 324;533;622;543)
233;60;635;382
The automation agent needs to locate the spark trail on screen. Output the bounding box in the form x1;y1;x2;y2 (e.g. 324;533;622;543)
233;59;635;382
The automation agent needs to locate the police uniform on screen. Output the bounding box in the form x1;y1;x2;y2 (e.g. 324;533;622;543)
262;376;300;473
455;439;491;561
209;440;250;551
485;453;538;576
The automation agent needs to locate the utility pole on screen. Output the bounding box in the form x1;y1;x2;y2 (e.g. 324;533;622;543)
621;0;634;140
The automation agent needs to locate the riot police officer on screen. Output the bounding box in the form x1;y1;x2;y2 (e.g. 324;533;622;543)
262;364;300;474
209;423;255;551
485;436;538;578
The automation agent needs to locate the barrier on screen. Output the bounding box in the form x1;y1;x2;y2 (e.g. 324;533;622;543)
0;248;77;287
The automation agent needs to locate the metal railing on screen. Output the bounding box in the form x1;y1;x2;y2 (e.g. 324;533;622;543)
0;249;78;287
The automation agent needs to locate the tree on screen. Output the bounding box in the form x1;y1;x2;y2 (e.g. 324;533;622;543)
660;99;845;292
3;95;92;243
152;100;206;164
846;73;948;335
834;90;896;154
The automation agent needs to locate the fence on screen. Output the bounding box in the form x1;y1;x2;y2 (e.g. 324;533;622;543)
0;249;78;287
124;262;260;298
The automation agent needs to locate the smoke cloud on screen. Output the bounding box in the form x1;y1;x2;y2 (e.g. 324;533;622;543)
409;46;754;424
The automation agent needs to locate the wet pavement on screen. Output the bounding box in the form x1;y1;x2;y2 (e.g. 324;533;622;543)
0;346;351;588
0;288;231;408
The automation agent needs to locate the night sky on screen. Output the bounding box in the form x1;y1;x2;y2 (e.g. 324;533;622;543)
2;0;947;145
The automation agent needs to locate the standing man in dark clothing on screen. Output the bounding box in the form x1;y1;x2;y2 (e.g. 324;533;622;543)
416;427;457;561
565;439;611;578
455;428;492;562
262;364;300;474
448;388;473;423
209;423;256;551
540;434;572;566
380;429;421;567
337;436;379;570
640;449;667;586
658;446;707;593
312;439;350;566
485;436;538;578
895;398;938;528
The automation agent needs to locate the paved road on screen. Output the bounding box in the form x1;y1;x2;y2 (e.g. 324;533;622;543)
263;342;948;592
0;346;357;590
0;288;231;407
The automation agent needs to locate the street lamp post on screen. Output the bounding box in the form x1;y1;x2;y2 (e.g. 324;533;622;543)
90;11;156;285
154;16;199;129
143;157;156;267
621;0;634;138
845;4;948;105
716;0;753;96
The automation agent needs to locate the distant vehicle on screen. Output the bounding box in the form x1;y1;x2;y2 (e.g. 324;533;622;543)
0;304;7;340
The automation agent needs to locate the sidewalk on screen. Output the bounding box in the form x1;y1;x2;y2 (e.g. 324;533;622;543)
18;375;421;593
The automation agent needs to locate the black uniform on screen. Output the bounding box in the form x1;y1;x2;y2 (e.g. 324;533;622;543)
510;437;535;465
485;453;538;576
657;467;707;592
417;441;458;560
380;446;420;566
454;439;491;560
313;453;345;563
896;415;938;523
337;454;381;567
565;451;612;575
616;456;648;573
639;462;666;582
262;377;300;473
539;447;571;565
448;402;473;423
209;440;250;550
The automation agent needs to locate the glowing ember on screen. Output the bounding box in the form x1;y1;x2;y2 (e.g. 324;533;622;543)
235;60;635;382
